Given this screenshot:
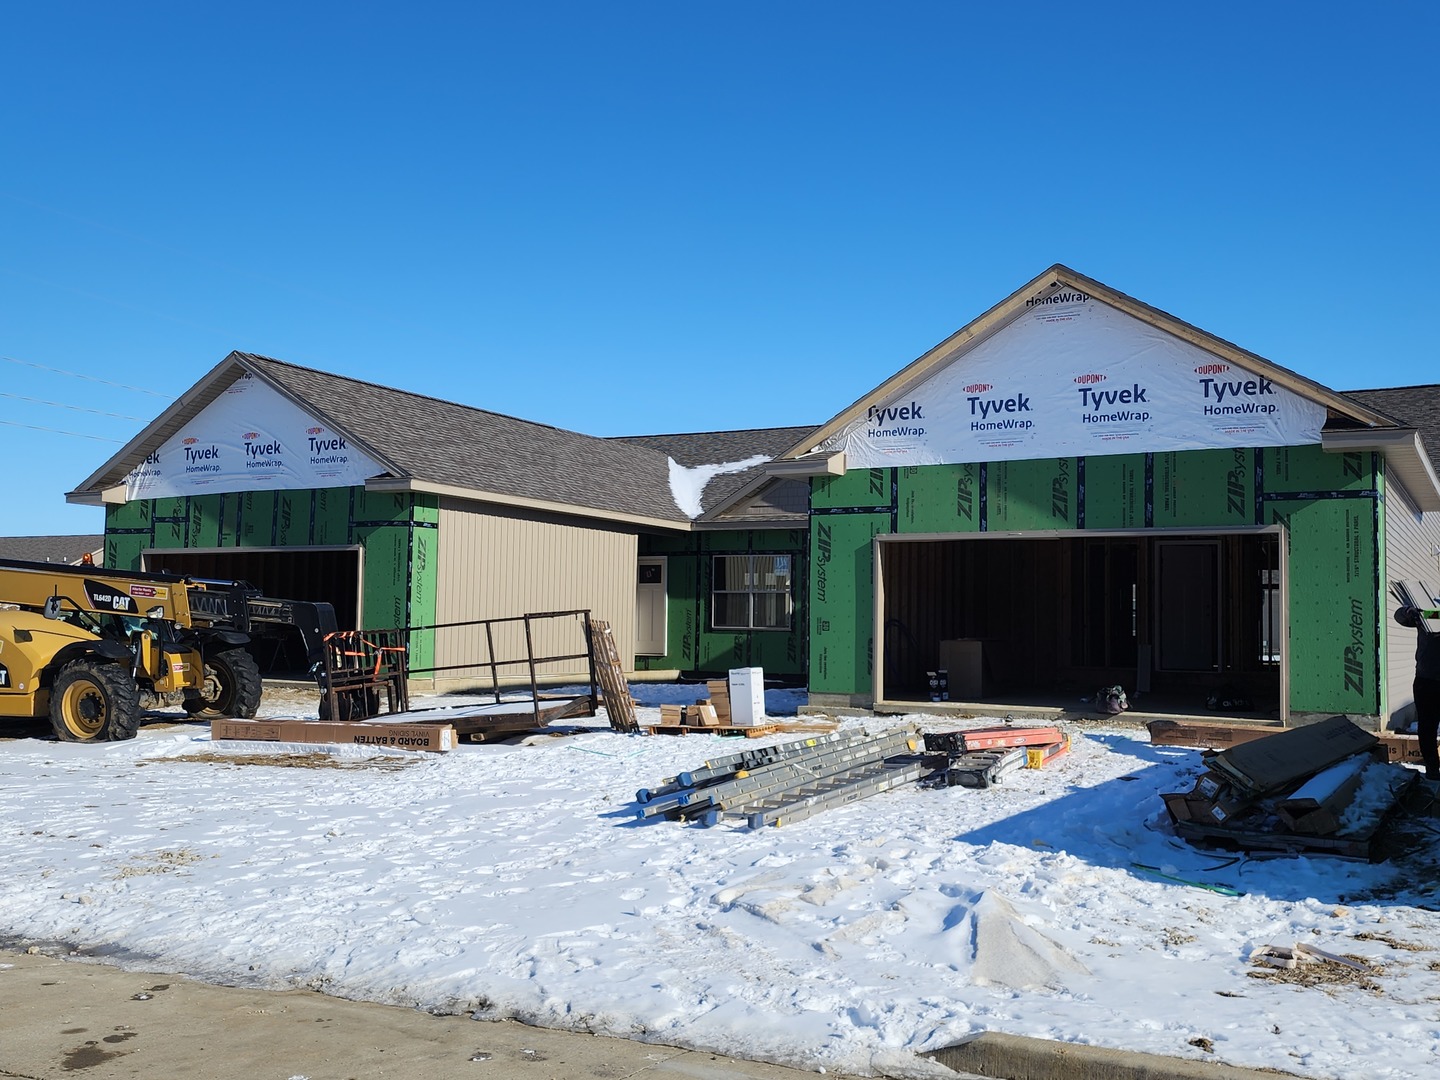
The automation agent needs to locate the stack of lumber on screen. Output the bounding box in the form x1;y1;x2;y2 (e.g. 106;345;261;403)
635;728;923;828
706;679;732;724
921;724;1070;787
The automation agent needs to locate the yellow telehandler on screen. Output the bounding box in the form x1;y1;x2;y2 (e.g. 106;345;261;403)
0;557;336;742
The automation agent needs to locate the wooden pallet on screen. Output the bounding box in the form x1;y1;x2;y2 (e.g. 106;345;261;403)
645;720;838;739
587;618;640;733
647;723;782;738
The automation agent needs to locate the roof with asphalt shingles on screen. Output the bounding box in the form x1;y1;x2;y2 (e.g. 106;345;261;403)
1341;384;1440;457
0;535;104;564
612;426;819;514
242;354;692;523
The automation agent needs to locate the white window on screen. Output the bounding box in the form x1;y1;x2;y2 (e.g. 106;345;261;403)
712;554;792;631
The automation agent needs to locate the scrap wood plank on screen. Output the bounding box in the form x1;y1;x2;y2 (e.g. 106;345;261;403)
587;618;640;733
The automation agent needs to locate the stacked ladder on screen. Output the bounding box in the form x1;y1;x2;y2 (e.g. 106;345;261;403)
636;728;922;829
922;724;1070;787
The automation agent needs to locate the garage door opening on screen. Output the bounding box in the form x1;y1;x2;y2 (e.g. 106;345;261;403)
876;529;1284;720
142;546;361;676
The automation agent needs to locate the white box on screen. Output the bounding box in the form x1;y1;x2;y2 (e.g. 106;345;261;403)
727;667;766;726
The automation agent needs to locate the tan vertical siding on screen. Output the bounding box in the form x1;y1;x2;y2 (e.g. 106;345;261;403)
436;499;639;687
1383;465;1440;726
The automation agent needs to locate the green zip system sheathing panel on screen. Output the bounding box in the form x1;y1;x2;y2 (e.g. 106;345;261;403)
1152;449;1255;528
104;485;439;670
987;459;1079;531
810;445;1387;713
813;468;892;511
1265;445;1372;494
635;529;807;677
898;465;982;533
1083;453;1147;529
811;513;889;697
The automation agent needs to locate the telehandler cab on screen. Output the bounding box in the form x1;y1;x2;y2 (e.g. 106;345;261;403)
0;557;337;742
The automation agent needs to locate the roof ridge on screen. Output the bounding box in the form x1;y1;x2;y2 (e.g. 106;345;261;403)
1342;383;1440;393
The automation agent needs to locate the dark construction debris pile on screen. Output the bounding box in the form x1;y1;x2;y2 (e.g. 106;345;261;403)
1157;714;1420;859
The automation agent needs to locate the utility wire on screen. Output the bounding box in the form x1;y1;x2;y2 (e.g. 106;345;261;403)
1;354;170;398
0;391;147;421
0;418;126;442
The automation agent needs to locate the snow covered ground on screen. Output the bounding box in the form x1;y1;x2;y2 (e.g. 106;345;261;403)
2;684;1438;1079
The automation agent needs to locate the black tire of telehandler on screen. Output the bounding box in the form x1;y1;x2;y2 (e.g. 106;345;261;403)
182;646;262;719
49;660;141;742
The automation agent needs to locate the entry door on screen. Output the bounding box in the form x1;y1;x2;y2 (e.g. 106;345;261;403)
635;557;667;657
1155;540;1220;671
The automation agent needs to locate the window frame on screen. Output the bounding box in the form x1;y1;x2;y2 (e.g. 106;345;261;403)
710;552;793;632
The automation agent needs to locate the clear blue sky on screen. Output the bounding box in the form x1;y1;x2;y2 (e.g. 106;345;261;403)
3;1;1436;536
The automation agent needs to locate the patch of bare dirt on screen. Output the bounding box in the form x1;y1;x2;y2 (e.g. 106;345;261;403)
137;752;419;771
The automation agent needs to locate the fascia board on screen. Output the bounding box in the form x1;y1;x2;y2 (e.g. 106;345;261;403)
764;452;846;477
696;461;837;523
67;352;408;499
1321;428;1440;511
68;352;243;496
775;265;1394;462
367;478;693;532
691;516;807;531
774;266;1062;460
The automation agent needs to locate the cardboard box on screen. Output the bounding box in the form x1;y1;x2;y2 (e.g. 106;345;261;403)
1181;773;1252;823
659;704;686;725
1277;753;1371;835
691;703;720;726
937;640;984;698
1147;720;1277;750
210;719;456;752
1194;770;1227;801
1378;734;1426;766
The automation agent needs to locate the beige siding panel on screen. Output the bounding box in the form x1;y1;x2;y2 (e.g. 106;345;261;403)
436;500;638;687
1383;465;1440;726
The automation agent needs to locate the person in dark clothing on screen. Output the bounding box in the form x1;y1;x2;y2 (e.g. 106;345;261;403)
1394;602;1440;781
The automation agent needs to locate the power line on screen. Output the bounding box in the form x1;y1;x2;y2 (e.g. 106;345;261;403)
0;391;147;421
1;354;170;398
0;418;126;442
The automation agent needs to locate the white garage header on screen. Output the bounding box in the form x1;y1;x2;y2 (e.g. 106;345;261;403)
823;292;1328;468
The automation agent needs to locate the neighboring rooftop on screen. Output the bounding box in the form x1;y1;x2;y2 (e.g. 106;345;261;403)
0;535;103;564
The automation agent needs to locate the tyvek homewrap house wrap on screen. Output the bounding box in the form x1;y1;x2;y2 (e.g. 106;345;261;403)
66;264;1440;728
750;265;1440;726
67;355;811;688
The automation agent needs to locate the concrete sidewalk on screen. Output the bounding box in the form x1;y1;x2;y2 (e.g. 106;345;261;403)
0;949;870;1080
2;948;1302;1080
